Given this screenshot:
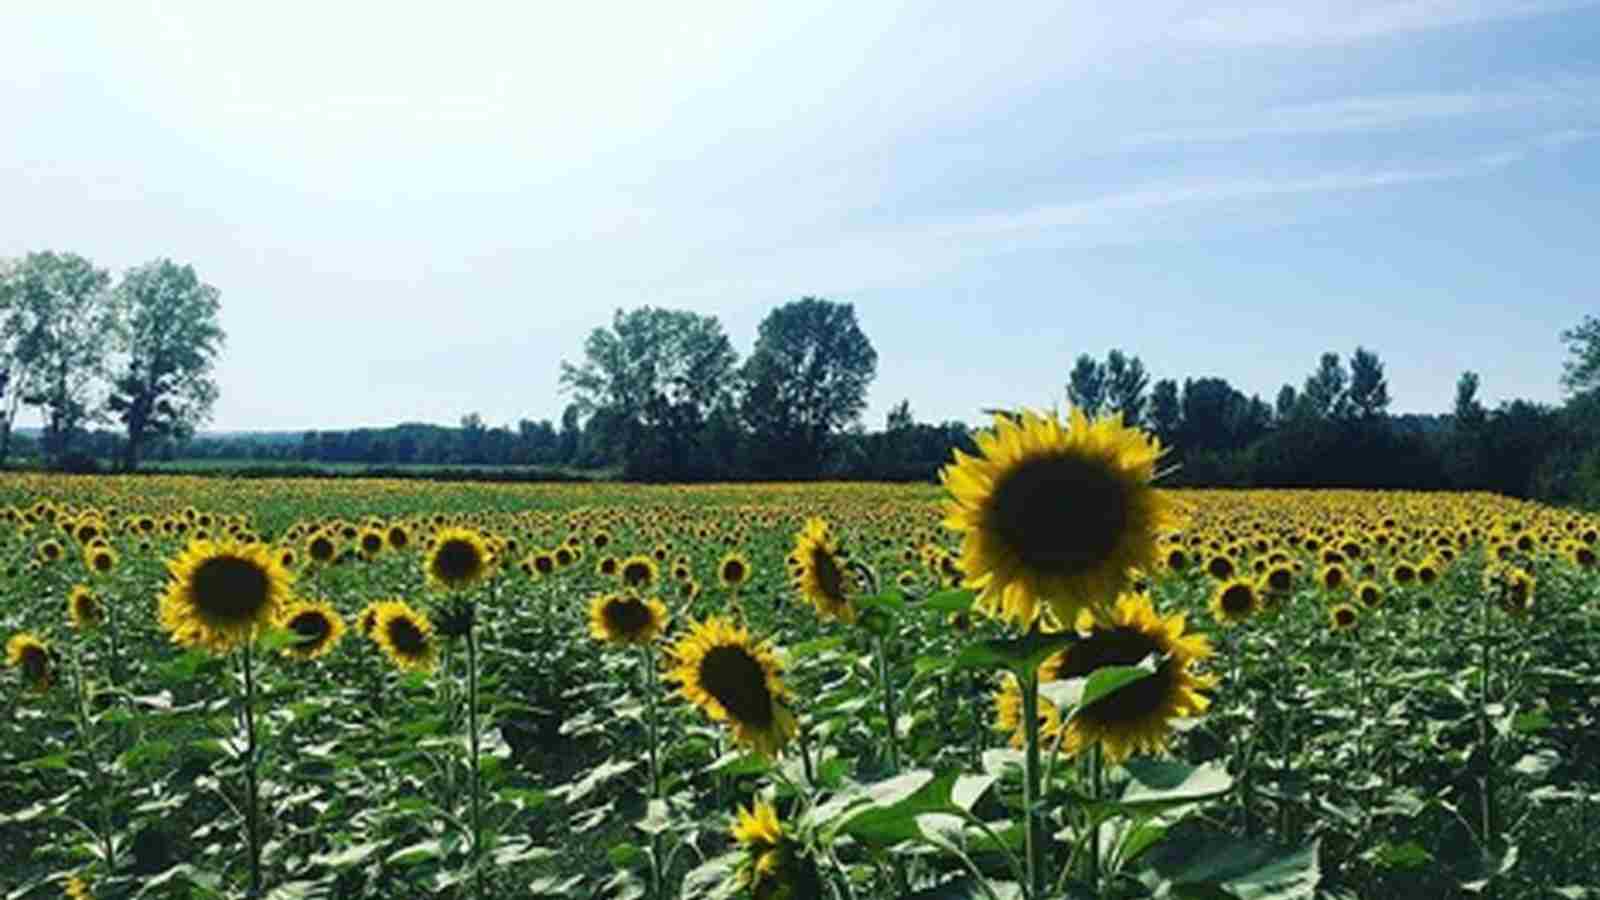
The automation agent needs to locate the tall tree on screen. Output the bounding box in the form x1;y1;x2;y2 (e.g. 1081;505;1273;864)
1103;349;1150;426
741;297;877;477
1345;346;1390;421
105;259;225;470
9;252;114;464
0;257;28;465
1066;354;1106;416
1454;371;1487;430
1561;315;1600;396
1148;378;1181;446
1274;384;1299;422
560;307;739;475
1301;352;1349;420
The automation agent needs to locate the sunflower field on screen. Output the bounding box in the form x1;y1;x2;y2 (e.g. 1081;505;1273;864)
4;411;1600;900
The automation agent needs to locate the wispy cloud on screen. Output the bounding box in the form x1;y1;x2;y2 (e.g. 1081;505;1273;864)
1169;0;1593;46
1119;79;1598;148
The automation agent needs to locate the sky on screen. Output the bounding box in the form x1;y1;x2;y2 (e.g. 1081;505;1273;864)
2;1;1597;433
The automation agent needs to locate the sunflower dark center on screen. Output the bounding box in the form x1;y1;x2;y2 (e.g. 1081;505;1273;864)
723;560;747;582
556;548;574;565
362;534;383;553
433;540;482;582
1336;608;1356;626
1208;557;1233;579
1360;586;1381;606
388;529;409;549
623;561;652;586
289;611;331;645
310;537;335;561
93;553;113;572
1324;569;1344;588
1395;566;1414;583
1166;549;1186;569
20;646;49;682
1219;584;1253;613
535;556;555;574
387;616;427;655
190;556;271;623
1267;569;1292;592
1050;627;1172;724
700;645;774;729
987;454;1128;575
602;597;653;636
810;547;848;602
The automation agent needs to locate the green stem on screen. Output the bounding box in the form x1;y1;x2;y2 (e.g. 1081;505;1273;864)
1088;744;1103;891
875;634;900;774
467;627;484;900
72;645;116;876
1479;590;1495;852
641;645;664;899
240;639;262;897
1019;671;1045;900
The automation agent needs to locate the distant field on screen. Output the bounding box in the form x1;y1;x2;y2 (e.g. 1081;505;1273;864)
28;457;619;482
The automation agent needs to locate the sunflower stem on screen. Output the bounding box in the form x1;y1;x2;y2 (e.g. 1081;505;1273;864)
240;638;263;898
1019;670;1046;900
467;625;485;900
1088;743;1103;892
640;644;665;900
72;643;116;878
1478;587;1496;855
874;634;901;775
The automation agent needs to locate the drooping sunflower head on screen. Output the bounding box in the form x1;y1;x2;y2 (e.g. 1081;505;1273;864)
619;554;659;590
718;552;753;589
665;617;796;757
942;408;1171;629
731;801;821;900
425;527;494;591
158;540;294;654
371;600;438;672
6;632;53;692
68;585;103;630
1210;577;1260;626
279;599;346;660
588;593;669;646
790;518;858;624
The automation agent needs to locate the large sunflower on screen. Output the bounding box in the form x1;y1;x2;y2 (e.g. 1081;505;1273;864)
619;554;659;591
425;527;494;591
790;518;856;624
588;593;669;646
994;592;1214;763
665;617;796;757
279;599;346;660
371;600;438;672
732;801;821;900
6;632;53;692
1210;577;1260;626
158;540;294;653
942;408;1171;628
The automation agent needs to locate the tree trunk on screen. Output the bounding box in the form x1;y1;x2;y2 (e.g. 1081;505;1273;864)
122;429;141;472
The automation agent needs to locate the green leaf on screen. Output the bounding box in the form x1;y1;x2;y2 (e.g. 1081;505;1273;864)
1144;826;1320;899
310;841;382;868
954;629;1078;676
902;877;1025;899
387;840;443;866
1068;657;1160;720
1120;759;1234;809
924;589;977;614
835;771;965;847
256;627;302;651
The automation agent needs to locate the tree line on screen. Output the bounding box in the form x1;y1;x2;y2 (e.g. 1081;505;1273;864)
0;251;225;471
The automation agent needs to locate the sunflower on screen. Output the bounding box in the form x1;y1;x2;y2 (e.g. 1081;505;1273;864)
1260;563;1294;596
1205;554;1236;581
619;555;659;590
68;585;103;629
731;801;821;900
425;527;494;591
1356;580;1384;609
306;533;338;565
588;593;669;646
358;529;385;559
596;555;619;578
1488;566;1535;617
38;540;64;564
356;601;383;638
158;540;294;653
84;544;117;576
279;599;346;660
665;617;796;757
1210;578;1260;625
554;545;576;568
1318;563;1349;593
942;409;1171;628
1329;603;1359;631
64;874;92;900
790;518;857;625
6;632;53;692
371;600;438;672
994;592;1214;763
718;552;753;590
386;524;411;551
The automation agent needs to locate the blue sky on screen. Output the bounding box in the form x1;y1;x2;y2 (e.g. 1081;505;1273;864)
2;1;1596;432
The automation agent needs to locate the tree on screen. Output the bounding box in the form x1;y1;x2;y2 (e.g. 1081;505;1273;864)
1345;347;1390;421
1148;379;1181;447
560;307;739;477
1103;349;1150;426
105;259;225;470
1561;316;1600;396
1301;352;1348;420
0;257;27;465
1066;354;1106;416
886;399;914;432
1275;384;1299;422
8;252;114;464
741;297;877;478
1454;371;1486;430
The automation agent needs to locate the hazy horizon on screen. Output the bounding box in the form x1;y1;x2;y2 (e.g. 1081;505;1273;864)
4;2;1597;434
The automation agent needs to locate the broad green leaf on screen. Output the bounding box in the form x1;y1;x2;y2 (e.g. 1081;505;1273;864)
924;589;977;614
1120;759;1233;808
1144;826;1320;899
954;630;1078;676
